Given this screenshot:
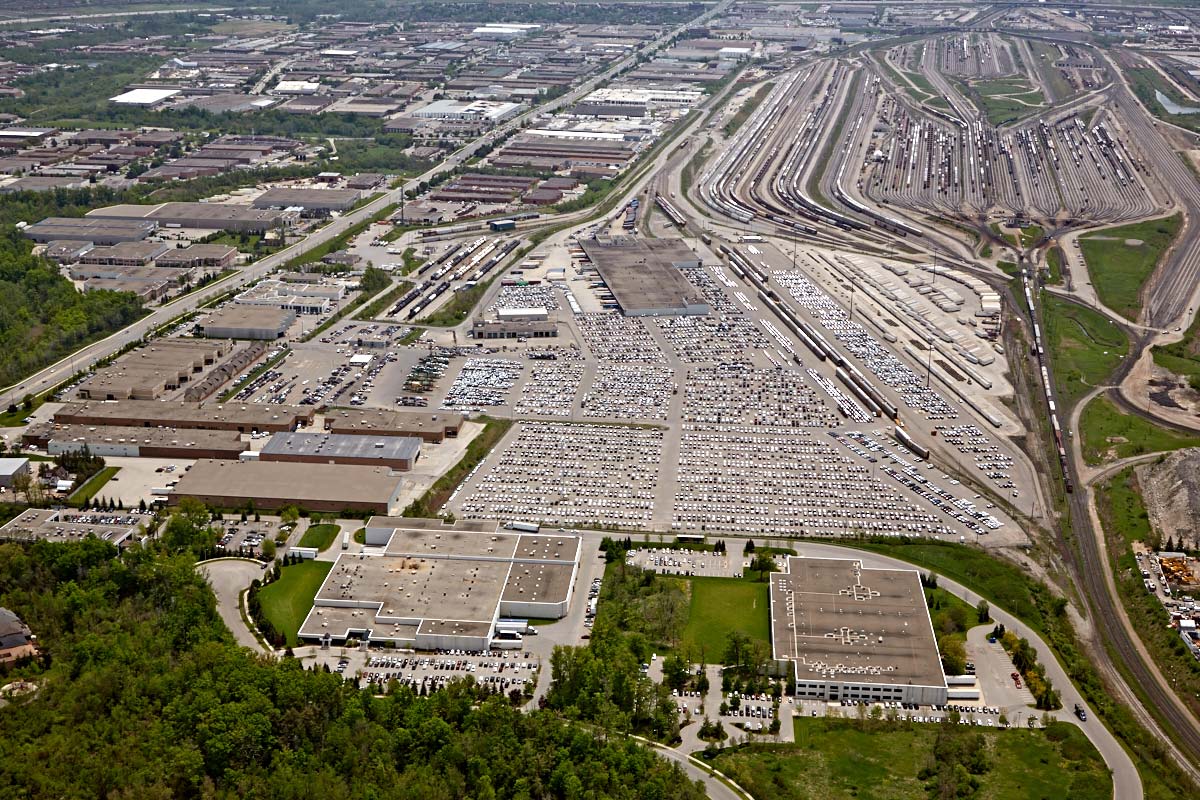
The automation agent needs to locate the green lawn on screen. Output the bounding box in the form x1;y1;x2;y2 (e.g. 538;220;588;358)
68;466;121;507
679;576;769;656
1041;294;1128;409
298;523;341;551
1044;246;1064;285
1079;395;1200;466
711;718;1110;800
1079;215;1182;321
258;560;333;647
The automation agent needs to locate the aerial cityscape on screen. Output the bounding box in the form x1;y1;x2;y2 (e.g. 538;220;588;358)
0;1;1198;798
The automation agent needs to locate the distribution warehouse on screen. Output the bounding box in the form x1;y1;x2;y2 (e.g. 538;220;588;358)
299;519;580;650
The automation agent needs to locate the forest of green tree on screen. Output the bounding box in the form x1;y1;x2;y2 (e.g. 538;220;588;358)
0;229;145;387
0;538;707;799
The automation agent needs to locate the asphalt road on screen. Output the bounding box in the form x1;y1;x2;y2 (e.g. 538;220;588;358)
0;0;734;406
196;558;269;654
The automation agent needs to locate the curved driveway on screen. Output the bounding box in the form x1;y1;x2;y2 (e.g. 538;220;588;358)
197;558;270;655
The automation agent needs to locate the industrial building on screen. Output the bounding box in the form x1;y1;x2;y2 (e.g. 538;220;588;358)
578;236;709;317
581;87;703;109
199;305;296;340
234;278;344;315
412;98;523;123
86;202;285;233
0;458;30;489
259;431;421;471
23;216;155;245
168;459;405;514
0;508;142;548
298;520;580;650
53;399;315;433
24;423;247;460
156;244;238;270
324;408;464;443
76;339;234;401
471;318;558;340
769;557;948;706
252;187;362;215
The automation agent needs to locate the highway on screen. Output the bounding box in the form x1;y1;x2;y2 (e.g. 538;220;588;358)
0;0;734;405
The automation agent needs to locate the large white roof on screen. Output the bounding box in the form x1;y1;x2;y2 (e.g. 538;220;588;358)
110;88;180;105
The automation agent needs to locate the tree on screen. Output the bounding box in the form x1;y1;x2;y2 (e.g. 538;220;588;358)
279;506;300;527
661;654;689;691
939;635;968;675
750;552;776;580
743;539;756;554
161;497;218;554
261;539;276;560
976;600;990;624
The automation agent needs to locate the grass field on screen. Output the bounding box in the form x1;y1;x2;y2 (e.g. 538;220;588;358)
1078;215;1181;321
1044;246;1064;285
1079;395;1200;466
1041;294;1128;409
258;560;333;647
68;466;121;507
679;576;770;656
710;718;1110;800
298;523;342;552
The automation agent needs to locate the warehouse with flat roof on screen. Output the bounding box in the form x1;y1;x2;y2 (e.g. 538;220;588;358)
54;399;314;433
298;521;580;650
770;557;948;706
252;187;362;215
26;423;247;460
260;431;421;470
199;305;295;340
23;216;155;245
578;236;708;317
169;459;405;513
324;408;464;443
87;202;285;233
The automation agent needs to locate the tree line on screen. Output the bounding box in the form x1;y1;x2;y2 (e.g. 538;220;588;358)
0;532;707;799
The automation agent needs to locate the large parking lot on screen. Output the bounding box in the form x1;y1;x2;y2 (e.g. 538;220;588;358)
454;421;663;528
303;647;541;696
626;546;744;578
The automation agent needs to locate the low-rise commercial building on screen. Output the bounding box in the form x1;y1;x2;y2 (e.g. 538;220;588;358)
23;216;155;245
26;423;246;460
260;431;421;471
298;521;580;650
252;187;362;215
324;408;464;443
0;607;36;664
54;399;314;433
168;459;405;514
199;305;295;340
770;557;948;706
87;202;285;233
0;457;29;489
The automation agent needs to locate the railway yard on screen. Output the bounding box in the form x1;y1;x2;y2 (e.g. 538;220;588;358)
6;1;1200;796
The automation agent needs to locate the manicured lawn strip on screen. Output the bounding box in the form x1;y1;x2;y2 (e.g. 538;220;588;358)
1078;215;1181;321
709;717;1110;800
679;576;769;656
1041;294;1127;409
298;523;342;552
68;466;120;506
402;416;514;516
1079;395;1200;466
258;560;333;647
